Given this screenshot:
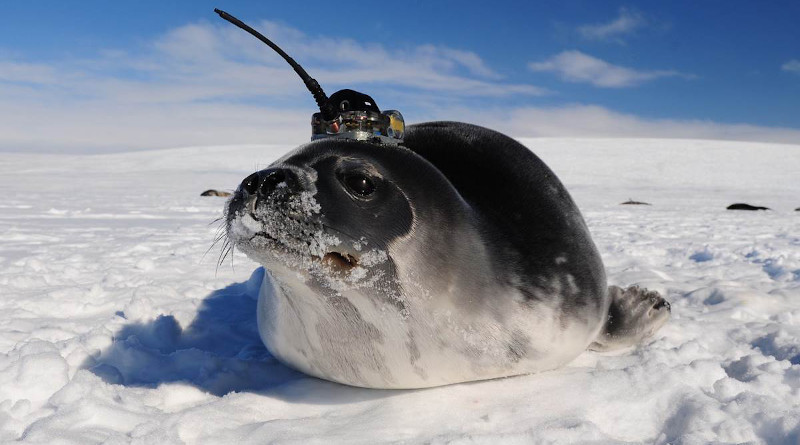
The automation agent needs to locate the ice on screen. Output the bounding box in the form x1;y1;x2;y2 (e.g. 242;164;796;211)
359;249;388;267
0;139;798;443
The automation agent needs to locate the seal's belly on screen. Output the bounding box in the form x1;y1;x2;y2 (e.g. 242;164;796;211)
257;271;602;389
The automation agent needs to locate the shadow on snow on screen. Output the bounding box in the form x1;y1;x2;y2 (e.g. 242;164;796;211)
82;267;402;403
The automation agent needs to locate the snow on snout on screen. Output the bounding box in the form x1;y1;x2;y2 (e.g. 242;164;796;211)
229;189;339;259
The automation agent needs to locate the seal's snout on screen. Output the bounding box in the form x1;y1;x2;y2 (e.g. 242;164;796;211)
239;168;297;199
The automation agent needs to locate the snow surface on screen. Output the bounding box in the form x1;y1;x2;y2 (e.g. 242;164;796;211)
1;138;799;444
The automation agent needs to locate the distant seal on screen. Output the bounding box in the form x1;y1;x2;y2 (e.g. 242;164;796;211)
201;189;232;197
727;203;770;211
225;122;670;389
621;199;651;206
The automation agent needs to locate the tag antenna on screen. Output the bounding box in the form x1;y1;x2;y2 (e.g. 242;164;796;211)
214;8;337;121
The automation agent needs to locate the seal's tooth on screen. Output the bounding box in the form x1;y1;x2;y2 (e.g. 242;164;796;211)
245;195;258;214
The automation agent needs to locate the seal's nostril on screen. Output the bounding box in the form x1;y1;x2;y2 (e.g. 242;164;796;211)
268;169;285;184
259;169;286;196
653;299;670;311
241;172;260;195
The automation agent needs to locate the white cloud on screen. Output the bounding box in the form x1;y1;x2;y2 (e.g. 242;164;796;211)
529;50;692;88
782;59;800;74
0;20;547;152
0;20;797;152
0;61;59;84
421;46;504;79
143;21;544;99
0;100;311;152
3;96;800;153
0;21;545;104
457;104;800;145
578;7;645;42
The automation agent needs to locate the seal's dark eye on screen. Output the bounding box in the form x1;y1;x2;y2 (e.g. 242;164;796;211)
342;173;376;197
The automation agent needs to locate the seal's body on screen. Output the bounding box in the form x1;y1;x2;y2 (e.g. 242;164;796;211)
226;122;670;388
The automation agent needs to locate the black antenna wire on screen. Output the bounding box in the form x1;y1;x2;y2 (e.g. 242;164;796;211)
214;8;337;120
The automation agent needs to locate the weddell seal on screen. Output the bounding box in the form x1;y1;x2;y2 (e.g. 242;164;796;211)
224;122;671;388
214;9;670;389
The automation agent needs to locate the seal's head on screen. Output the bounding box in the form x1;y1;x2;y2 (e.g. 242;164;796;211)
226;139;423;295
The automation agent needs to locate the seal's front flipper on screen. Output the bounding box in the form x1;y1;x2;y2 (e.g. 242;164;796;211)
589;285;671;352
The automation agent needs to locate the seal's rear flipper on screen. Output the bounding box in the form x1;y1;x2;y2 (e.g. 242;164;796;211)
589;285;671;352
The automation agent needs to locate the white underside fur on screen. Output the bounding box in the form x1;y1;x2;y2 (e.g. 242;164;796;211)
257;269;603;389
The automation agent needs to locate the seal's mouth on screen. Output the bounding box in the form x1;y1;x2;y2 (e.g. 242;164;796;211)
226;188;385;281
246;221;360;274
322;251;359;272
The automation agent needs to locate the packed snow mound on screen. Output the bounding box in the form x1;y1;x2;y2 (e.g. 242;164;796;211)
0;138;798;443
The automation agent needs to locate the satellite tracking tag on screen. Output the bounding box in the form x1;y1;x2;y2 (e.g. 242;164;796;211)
214;9;405;145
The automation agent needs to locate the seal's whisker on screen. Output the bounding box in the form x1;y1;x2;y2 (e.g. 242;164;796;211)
203;219;231;263
219;240;232;265
213;241;225;271
211;224;228;243
215;240;234;276
203;233;227;261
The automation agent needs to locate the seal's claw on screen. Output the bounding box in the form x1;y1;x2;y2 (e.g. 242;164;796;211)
589;285;671;352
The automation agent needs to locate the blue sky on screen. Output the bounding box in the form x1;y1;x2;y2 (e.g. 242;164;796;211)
1;0;799;151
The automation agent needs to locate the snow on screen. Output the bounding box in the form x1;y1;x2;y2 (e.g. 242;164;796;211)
1;138;799;443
